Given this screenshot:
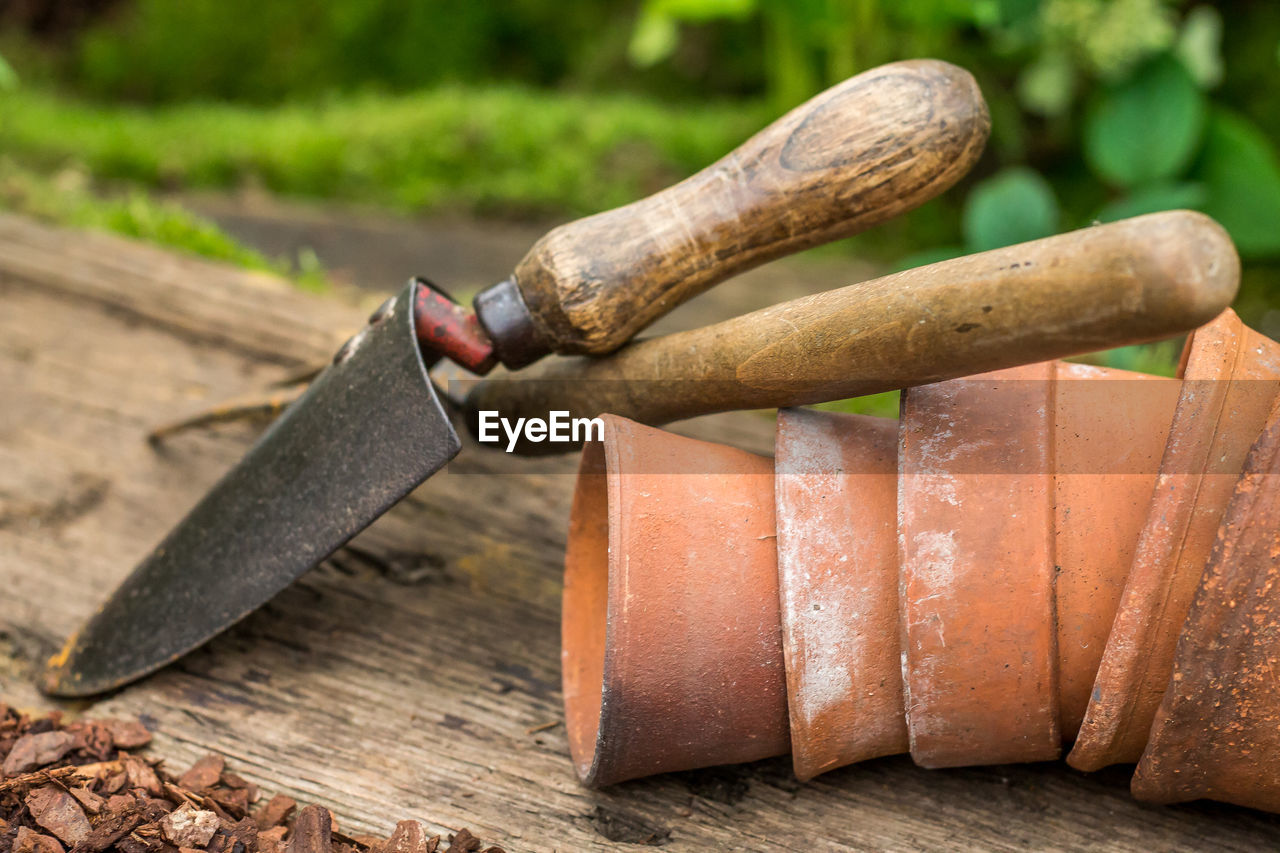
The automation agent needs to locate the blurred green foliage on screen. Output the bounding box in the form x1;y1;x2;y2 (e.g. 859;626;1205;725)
814;389;901;419
637;0;1280;374
8;0;1275;263
2;0;1279;361
0;86;763;218
40;0;763;103
963;166;1059;252
0;49;17;91
1084;55;1203;187
631;1;1280;257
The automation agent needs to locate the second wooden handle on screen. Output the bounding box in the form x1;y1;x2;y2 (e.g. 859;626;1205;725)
511;59;989;357
466;211;1238;446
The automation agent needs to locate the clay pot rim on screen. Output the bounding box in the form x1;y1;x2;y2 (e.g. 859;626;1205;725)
562;416;624;786
1068;308;1280;771
562;415;788;786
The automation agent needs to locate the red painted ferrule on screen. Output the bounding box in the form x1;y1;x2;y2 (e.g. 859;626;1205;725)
411;278;498;375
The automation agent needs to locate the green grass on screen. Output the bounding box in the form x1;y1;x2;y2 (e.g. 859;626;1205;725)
1069;338;1184;377
0;159;328;290
814;390;902;419
0;86;767;218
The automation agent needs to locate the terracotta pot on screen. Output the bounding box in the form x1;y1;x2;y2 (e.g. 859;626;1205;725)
898;361;1063;767
561;414;788;787
1068;309;1280;771
1052;362;1182;735
897;361;1179;767
562;327;1280;793
1131;397;1280;810
566;359;1182;784
774;408;904;781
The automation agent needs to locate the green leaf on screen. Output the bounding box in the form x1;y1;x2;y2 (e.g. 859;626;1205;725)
0;51;17;91
993;0;1038;29
1018;50;1076;117
628;0;755;68
1192;108;1280;258
1084;54;1206;188
1096;181;1207;222
1175;5;1224;89
628;8;680;67
962;167;1059;252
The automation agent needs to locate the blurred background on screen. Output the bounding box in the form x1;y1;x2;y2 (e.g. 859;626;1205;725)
1;0;1278;379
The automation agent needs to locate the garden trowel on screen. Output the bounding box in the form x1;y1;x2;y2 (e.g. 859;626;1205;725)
39;60;1235;698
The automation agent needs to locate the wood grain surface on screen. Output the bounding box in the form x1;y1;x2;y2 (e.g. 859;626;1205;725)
2;214;1279;851
512;59;989;356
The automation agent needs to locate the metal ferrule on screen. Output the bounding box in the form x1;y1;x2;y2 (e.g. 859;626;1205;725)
473;277;552;370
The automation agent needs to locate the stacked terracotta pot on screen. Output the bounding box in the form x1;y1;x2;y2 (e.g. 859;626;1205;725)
561;308;1280;813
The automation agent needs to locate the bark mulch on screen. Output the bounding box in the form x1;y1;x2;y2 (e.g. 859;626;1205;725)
0;705;503;853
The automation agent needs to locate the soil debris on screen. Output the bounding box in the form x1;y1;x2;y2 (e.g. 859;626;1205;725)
0;705;507;853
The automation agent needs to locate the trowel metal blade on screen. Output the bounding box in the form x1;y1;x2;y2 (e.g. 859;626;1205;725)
43;279;461;697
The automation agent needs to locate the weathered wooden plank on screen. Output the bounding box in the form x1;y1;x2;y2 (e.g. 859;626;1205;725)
0;213;353;366
2;214;1279;851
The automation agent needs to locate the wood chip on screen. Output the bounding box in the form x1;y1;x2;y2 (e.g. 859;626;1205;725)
0;767;81;796
3;732;76;777
384;821;429;853
286;806;332;853
160;807;221;848
25;785;92;846
70;785;107;815
219;773;257;806
443;829;480;853
219;773;249;790
0;711;505;853
101;769;129;795
77;801;146;852
226;816;259;853
209;787;250;818
122;757;164;798
12;826;66;853
105;794;136;812
103;721;153;751
177;756;224;792
253;795;296;830
257;825;288;853
66;722;115;762
200;796;232;822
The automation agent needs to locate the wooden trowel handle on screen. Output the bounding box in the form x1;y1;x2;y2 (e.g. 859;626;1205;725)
499;59;988;360
466;211;1238;447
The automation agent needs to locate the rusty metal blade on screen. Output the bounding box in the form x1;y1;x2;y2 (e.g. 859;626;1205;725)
42;279;461;697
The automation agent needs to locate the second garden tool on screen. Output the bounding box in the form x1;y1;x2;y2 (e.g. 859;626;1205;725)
466;210;1238;449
